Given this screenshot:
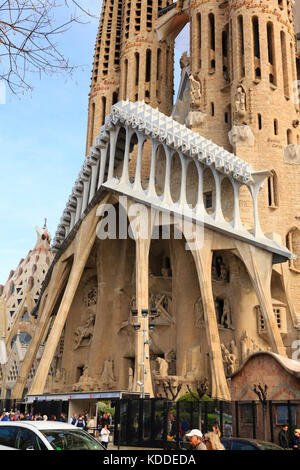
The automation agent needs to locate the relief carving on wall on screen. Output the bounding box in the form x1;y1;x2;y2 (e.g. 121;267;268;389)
72;365;98;392
73;311;96;351
221;340;239;377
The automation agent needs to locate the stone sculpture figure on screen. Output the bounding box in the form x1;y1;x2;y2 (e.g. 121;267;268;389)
221;343;236;376
189;74;201;110
72;365;97;392
234;85;246;122
73;312;95;350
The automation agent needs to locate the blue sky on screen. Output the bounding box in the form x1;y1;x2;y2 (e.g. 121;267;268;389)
0;2;189;285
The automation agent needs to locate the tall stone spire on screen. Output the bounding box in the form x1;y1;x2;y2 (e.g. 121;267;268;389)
85;0;123;155
119;0;174;116
86;0;176;156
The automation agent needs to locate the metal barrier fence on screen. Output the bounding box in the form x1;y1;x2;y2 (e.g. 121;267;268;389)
114;398;233;449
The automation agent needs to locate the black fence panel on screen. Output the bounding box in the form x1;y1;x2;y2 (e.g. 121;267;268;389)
114;398;232;448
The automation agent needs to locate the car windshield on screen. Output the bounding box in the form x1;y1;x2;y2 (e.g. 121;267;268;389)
40;429;105;450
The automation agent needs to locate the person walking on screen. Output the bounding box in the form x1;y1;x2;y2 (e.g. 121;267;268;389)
185;429;207;450
100;423;110;449
87;416;96;436
76;414;86;429
69;413;77;425
290;429;300;450
278;424;290;449
223;421;232;438
204;432;225;450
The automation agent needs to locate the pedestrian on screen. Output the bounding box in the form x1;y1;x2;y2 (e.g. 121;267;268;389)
87;416;96;436
69;412;77;425
76;414;86;429
43;415;48;421
223;421;232;438
278;424;290;449
59;413;66;423
100;423;110;449
1;412;10;422
185;429;207;450
204;432;225;450
212;421;221;437
290;428;300;450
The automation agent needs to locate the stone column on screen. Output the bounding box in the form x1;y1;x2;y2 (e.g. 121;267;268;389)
234;240;286;356
127;201;157;397
28;198;110;396
183;225;231;400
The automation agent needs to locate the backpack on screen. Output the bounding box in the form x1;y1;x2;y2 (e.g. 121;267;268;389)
77;418;84;428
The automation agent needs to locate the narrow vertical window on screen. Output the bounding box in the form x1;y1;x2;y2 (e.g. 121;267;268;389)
281;31;290;98
287;129;293;145
211;102;215;116
156;48;161;80
252;17;260;59
258;113;262;130
135;53;140;86
267;22;277;85
274;119;279;135
209;13;215;51
124;59;128;99
145;49;151;82
238;16;245;78
268;171;278;208
89;102;95;149
197;13;202;68
101;97;106;126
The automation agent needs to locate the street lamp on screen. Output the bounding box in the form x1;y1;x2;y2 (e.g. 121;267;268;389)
131;307;157;398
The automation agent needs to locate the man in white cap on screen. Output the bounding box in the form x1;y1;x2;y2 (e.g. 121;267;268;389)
185;429;207;450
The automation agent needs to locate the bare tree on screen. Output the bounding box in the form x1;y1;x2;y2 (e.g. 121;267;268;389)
0;0;97;94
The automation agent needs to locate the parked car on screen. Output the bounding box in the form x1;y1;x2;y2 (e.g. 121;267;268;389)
220;437;283;450
0;421;107;450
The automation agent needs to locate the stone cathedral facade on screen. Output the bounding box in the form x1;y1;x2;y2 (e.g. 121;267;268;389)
3;0;300;403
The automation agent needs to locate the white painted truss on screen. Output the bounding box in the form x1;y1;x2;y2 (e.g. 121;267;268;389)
52;101;293;263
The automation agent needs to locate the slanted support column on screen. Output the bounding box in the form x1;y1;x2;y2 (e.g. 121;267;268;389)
183;225;231;400
127;201;157;397
234;241;287;356
11;259;71;398
28;197;111;396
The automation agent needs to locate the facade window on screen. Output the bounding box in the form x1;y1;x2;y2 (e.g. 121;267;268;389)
267;170;278;208
276;405;296;425
281;31;290;98
258;114;262;130
204;191;213;209
256;304;287;335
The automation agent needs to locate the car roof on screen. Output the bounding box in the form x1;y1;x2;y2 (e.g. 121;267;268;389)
0;421;77;431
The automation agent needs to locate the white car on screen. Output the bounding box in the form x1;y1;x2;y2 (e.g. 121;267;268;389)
0;421;106;450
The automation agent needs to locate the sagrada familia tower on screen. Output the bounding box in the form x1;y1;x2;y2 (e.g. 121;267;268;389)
2;0;300;403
